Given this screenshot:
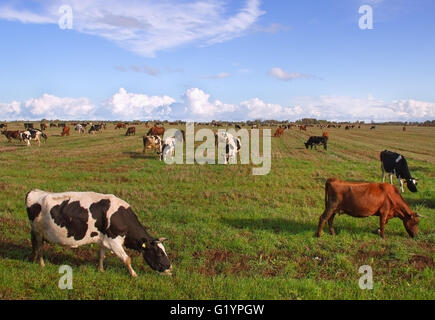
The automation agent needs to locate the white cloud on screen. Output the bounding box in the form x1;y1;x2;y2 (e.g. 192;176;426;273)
268;67;315;81
0;101;21;120
24;94;95;120
183;88;236;120
1;90;434;122
104;88;176;120
0;0;264;57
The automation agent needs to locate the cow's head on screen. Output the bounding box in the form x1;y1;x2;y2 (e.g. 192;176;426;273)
141;237;172;275
406;178;418;193
403;214;419;238
304;142;309;149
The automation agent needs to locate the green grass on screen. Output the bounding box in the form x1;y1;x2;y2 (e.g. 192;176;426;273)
0;124;434;300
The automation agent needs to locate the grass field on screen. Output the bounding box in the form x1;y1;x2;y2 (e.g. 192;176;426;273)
0;123;434;300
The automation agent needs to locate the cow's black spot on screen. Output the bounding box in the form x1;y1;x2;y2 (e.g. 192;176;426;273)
90;232;98;237
107;206;149;250
89;199;111;233
27;203;41;221
50;200;89;241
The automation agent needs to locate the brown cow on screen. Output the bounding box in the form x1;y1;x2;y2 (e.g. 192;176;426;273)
322;131;329;139
147;125;165;137
299;125;307;131
125;127;136;136
115;123;126;129
61;126;70;136
403;126;407;132
1;130;22;143
274;127;284;137
316;178;420;238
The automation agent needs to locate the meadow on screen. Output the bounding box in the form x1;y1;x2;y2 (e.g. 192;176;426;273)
0;123;434;300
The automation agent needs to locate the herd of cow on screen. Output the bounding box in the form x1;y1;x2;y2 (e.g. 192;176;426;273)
0;121;424;277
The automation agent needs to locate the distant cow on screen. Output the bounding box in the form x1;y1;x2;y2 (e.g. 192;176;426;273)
380;150;418;193
0;123;7;129
403;126;407;132
299;125;307;131
40;123;47;131
370;126;376;130
147;125;165;137
305;136;328;150
316;178;421;238
21;129;47;147
50;123;57;128
89;124;103;134
274;127;284;137
1;130;22;143
75;124;85;134
26;189;172;277
24;123;34;129
61;126;70;136
125;127;136;136
115;123;126;129
143;135;163;155
215;132;241;164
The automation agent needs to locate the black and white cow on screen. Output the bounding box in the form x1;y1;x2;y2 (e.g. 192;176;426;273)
26;190;172;277
380;150;418;193
21;129;47;147
88;124;103;134
304;136;328;150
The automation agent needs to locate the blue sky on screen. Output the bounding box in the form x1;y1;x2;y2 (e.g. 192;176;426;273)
0;0;434;121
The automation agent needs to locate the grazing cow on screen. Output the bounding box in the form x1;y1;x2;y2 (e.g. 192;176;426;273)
40;123;47;131
61;126;70;136
215;132;241;164
345;126;350;130
147;125;165;137
50;123;57;128
403;126;407;132
21;129;47;147
380;150;418;193
125;127;136;136
299;125;307;131
0;123;7;129
305;136;328;150
58;123;66;128
115;123;126;129
26;190;172;277
89;124;103;134
235;124;242;130
1;130;22;143
160;130;185;161
75;124;85;134
143;135;162;155
24;123;34;129
316;178;421;238
370;126;376;130
274;127;284;137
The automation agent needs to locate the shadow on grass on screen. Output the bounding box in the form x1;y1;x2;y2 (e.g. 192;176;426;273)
0;240;96;267
123;151;159;160
221;216;406;237
221;217;315;235
406;197;435;209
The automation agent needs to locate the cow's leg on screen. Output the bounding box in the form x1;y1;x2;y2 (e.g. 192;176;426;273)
399;179;404;193
316;206;336;237
105;239;137;277
378;214;389;239
30;230;45;267
389;174;393;185
381;165;385;182
98;246;106;273
328;213;337;235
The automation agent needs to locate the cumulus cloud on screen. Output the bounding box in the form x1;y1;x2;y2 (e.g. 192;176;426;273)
183;88;237;119
1;89;434;122
103;88;176;120
0;101;21;120
268;67;315;81
24;94;96;120
0;0;264;57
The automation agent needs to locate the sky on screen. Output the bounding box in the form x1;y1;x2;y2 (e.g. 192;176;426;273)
0;0;434;122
